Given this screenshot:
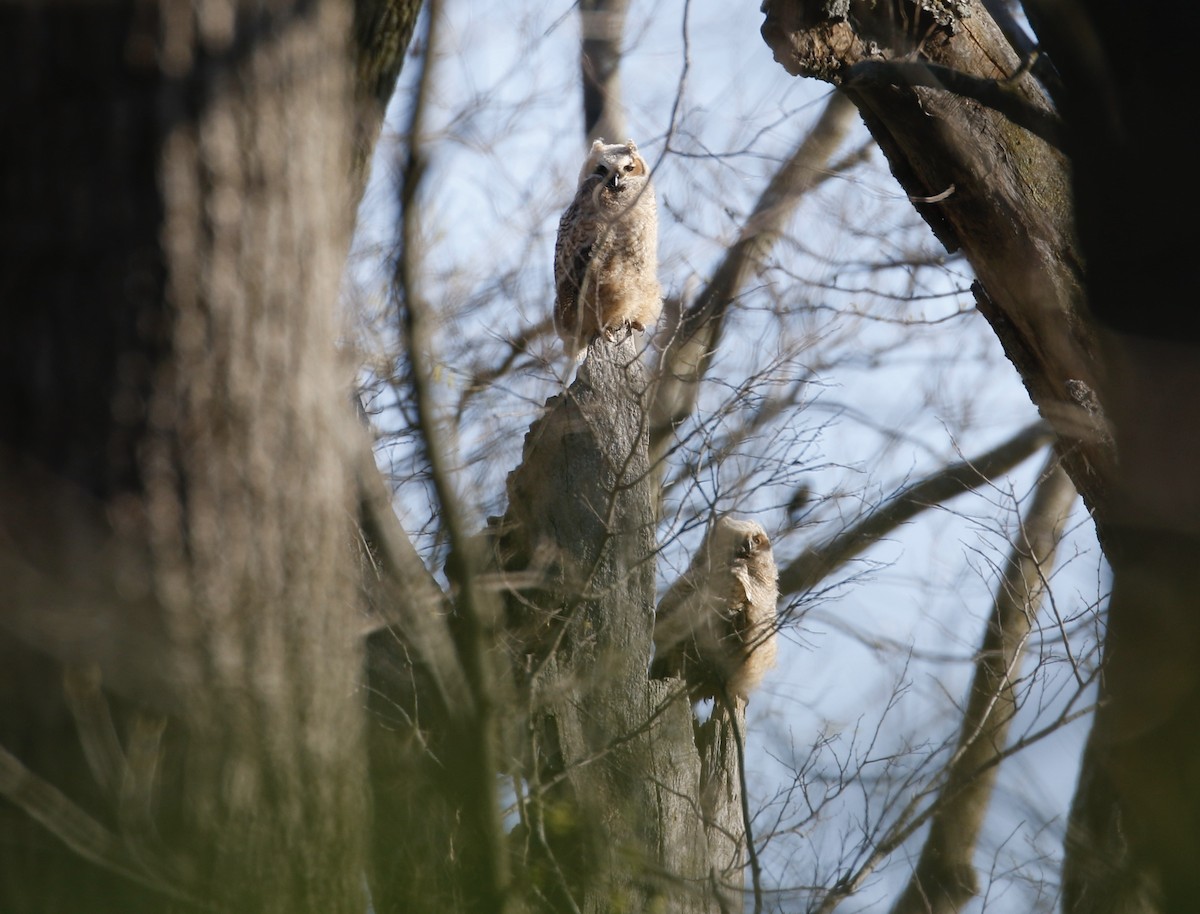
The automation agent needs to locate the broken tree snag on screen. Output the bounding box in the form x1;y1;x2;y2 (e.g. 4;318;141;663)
498;334;656;670
697;702;748;912
497;334;667;910
759;0;1113;519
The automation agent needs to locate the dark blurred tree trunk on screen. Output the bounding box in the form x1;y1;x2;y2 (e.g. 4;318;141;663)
759;1;1200;911
1029;3;1200;912
352;0;423;193
0;2;388;910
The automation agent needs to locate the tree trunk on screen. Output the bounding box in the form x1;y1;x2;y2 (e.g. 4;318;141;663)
0;3;369;910
759;2;1200;911
496;336;738;912
759;0;1110;516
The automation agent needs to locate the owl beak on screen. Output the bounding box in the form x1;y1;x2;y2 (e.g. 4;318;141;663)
606;172;623;191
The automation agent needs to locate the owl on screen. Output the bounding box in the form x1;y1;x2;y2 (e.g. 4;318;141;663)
650;516;779;704
553;138;662;358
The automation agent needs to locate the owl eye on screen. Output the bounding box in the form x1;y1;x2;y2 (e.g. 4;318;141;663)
623;163;635;172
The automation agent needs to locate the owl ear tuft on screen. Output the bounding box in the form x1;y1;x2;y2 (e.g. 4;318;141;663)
591;138;605;152
625;139;637;153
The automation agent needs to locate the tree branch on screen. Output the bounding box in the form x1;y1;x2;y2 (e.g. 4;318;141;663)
650;90;861;463
580;0;631;142
0;740;201;908
385;0;511;908
778;421;1055;599
890;455;1078;914
842;59;1066;151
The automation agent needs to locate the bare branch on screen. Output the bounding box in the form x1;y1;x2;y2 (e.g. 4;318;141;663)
650;91;861;462
61;665;126;799
778;421;1056;600
890;455;1079;914
390;1;511;907
0;740;202;908
352;409;475;723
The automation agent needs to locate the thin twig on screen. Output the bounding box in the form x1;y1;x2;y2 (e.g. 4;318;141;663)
0;741;204;908
650;91;861;463
778;421;1056;599
393;1;510;908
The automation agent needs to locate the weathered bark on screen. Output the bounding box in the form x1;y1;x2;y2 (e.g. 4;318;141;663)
696;703;750;913
352;0;423;192
891;457;1078;914
759;0;1111;519
0;3;368;911
494;336;734;912
760;2;1200;911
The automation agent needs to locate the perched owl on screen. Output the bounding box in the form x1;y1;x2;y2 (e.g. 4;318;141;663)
553;138;662;358
650;516;779;704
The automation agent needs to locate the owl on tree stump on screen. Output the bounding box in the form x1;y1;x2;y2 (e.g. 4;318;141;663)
650;516;779;704
553;138;662;358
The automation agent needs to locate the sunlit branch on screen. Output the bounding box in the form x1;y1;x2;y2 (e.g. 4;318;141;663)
778;421;1056;600
650;91;861;463
890;455;1079;914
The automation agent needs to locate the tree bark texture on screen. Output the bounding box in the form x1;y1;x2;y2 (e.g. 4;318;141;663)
760;2;1200;911
759;0;1111;519
352;0;423;192
0;4;368;911
495;336;739;913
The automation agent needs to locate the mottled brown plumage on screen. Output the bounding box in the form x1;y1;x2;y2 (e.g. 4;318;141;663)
553;138;661;358
650;517;779;703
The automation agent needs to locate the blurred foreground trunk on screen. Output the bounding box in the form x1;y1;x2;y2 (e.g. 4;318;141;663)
0;4;371;910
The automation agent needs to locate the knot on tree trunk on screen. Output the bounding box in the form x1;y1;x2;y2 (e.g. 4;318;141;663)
760;0;970;82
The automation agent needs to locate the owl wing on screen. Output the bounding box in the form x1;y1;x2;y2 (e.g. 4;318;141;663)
724;562;778;698
553;180;603;341
719;570;754;650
